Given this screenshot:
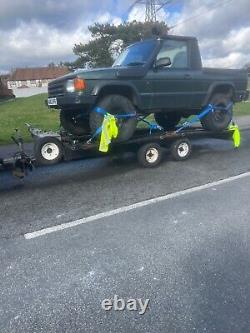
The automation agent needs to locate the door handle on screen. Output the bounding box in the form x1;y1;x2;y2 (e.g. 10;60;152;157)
184;74;191;79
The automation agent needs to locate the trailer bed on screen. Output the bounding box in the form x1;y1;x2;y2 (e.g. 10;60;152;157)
28;124;237;168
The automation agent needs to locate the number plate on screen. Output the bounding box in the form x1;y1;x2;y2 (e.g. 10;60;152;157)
48;97;57;106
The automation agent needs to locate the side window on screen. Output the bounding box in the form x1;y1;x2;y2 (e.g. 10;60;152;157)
157;40;188;69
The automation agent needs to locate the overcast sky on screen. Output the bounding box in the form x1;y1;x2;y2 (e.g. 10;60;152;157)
0;0;249;73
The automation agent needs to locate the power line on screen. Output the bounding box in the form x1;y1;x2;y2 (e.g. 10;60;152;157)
169;0;234;30
128;0;174;22
156;1;173;13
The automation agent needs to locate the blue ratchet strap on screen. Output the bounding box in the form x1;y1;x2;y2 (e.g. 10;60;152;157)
96;108;161;134
89;126;103;142
95;107;136;119
175;102;233;134
139;116;163;134
87;107;137;143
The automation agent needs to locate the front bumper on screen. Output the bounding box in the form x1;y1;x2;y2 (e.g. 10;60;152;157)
47;93;97;109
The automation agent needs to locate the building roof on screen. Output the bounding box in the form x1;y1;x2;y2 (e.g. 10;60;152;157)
9;66;69;81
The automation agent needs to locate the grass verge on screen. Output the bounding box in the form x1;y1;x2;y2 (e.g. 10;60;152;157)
0;94;59;145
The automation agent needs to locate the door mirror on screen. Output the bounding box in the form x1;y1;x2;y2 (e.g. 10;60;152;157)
155;57;171;69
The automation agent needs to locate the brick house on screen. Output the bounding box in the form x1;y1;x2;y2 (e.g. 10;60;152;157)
7;66;69;89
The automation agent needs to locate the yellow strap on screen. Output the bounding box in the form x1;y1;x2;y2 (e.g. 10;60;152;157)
99;114;118;152
228;123;241;148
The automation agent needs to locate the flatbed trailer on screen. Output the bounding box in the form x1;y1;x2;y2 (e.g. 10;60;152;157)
0;123;239;180
28;124;237;169
0;101;241;179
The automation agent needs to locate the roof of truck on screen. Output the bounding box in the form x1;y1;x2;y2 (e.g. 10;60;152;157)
128;35;197;47
161;34;197;40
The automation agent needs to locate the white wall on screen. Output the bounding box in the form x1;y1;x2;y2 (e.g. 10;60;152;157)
13;86;47;98
8;79;51;89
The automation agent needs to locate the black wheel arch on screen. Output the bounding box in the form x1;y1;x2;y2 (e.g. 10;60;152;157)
92;82;141;108
203;82;236;106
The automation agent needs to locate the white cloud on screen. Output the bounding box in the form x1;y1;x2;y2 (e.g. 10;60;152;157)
0;11;122;72
171;0;250;68
127;5;146;22
97;12;122;26
203;53;250;68
222;27;250;55
0;21;90;68
0;0;250;72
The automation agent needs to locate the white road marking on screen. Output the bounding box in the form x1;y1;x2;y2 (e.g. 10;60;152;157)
24;171;250;240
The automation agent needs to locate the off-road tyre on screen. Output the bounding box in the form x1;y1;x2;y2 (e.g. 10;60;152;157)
201;93;233;132
89;95;137;142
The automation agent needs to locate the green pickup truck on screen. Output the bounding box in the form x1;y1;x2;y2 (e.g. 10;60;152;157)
48;35;249;140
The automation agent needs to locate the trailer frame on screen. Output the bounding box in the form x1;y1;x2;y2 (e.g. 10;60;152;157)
27;123;237;168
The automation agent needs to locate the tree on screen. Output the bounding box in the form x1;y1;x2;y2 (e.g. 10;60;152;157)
67;21;169;70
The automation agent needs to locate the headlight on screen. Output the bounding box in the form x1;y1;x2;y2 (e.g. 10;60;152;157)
66;80;75;93
66;78;86;93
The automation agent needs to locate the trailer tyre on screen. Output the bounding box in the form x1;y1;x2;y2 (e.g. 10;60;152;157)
171;138;192;161
90;95;137;142
201;93;233;132
137;143;163;168
34;137;63;166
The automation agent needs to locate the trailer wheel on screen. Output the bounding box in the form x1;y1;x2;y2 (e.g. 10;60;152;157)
137;143;163;168
171;138;192;161
34;137;63;166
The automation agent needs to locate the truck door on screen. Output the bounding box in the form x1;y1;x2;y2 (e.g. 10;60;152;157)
146;39;194;110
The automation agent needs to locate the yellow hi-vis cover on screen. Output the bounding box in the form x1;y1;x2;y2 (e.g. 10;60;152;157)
99;114;118;152
228;123;241;148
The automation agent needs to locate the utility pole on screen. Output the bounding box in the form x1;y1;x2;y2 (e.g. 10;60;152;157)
129;0;171;22
145;0;157;22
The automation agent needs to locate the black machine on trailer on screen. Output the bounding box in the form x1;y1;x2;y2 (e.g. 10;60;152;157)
0;129;34;178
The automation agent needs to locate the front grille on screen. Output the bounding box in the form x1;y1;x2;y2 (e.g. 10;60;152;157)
48;80;65;97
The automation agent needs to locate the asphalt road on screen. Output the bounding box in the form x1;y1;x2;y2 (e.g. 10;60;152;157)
1;130;250;332
1;131;250;240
